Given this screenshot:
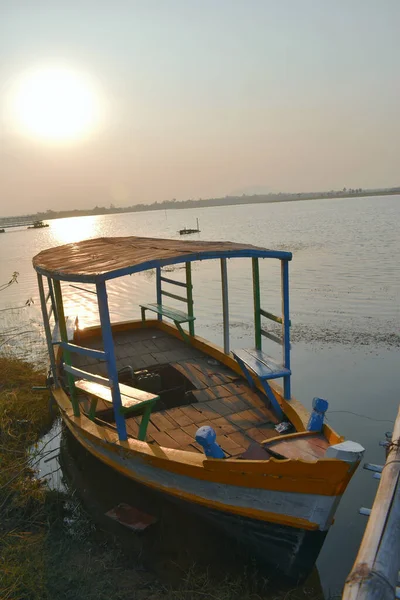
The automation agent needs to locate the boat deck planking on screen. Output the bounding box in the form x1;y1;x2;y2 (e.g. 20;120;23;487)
71;327;319;458
264;435;330;461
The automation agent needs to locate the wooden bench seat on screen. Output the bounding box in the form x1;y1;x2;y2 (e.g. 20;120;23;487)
232;348;290;380
232;348;291;420
75;379;158;441
140;303;195;342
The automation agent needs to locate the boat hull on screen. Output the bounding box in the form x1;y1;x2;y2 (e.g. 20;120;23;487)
185;503;328;581
57;404;345;581
61;426;326;582
50;321;357;582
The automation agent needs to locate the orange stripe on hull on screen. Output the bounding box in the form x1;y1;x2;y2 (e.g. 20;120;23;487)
143;449;353;496
53;384;354;499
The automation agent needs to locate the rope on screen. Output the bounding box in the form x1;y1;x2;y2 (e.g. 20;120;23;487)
327;410;395;424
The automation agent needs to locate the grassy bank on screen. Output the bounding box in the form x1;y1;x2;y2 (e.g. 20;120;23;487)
0;356;323;600
0;356;53;599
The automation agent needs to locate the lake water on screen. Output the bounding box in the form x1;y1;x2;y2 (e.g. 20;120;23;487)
1;194;399;595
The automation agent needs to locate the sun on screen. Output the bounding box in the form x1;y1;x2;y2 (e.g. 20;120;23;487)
10;66;101;142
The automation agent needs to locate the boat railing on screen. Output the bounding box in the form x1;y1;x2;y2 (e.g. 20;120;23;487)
259;309;288;345
37;274;59;383
37;272;130;438
250;257;291;399
63;364;111;388
35;249;293;443
157;264;195;336
342;405;400;600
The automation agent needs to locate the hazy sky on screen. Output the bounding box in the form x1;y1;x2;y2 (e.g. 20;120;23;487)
1;1;399;216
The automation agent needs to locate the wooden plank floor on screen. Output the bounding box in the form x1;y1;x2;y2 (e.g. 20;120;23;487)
263;434;330;460
73;327;281;457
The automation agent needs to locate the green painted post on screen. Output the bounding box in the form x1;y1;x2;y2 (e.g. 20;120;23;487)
138;404;153;441
37;274;58;386
88;398;98;420
252;257;262;350
47;277;58;322
156;266;162;320
186;262;195;336
220;258;230;354
53;280;80;416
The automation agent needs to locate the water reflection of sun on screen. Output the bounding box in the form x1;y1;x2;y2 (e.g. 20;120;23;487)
51;216;99;244
65;285;98;330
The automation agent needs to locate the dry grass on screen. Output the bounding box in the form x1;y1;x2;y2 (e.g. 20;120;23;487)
0;355;51;599
0;356;51;499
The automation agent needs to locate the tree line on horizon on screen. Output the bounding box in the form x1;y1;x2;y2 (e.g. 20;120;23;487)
2;186;400;222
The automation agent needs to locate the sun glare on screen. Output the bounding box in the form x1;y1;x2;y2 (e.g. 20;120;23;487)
10;67;101;142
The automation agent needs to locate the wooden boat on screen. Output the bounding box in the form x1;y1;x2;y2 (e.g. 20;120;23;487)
28;220;49;229
179;218;200;235
33;236;364;581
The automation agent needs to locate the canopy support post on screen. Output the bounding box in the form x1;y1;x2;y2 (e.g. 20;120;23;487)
47;276;58;322
37;273;58;386
252;257;261;350
185;263;195;336
96;281;127;441
281;259;291;399
53;280;80;416
156;267;162;320
220;258;230;354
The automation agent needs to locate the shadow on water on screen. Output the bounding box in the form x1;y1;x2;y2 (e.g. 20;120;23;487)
37;422;324;598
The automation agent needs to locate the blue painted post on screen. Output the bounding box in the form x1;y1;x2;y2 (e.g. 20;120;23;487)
281;260;291;399
307;397;329;432
195;426;225;458
156;267;162;320
96;281;127;441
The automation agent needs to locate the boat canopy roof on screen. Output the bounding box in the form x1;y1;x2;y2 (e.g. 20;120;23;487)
33;236;292;283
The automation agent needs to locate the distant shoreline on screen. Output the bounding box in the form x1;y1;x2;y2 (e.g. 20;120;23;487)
0;188;399;222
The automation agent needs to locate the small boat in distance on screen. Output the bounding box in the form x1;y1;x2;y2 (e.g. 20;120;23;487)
27;220;49;229
33;236;364;581
179;218;200;235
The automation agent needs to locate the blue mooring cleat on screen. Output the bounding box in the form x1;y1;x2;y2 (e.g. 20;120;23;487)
195;425;225;458
307;397;329;432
